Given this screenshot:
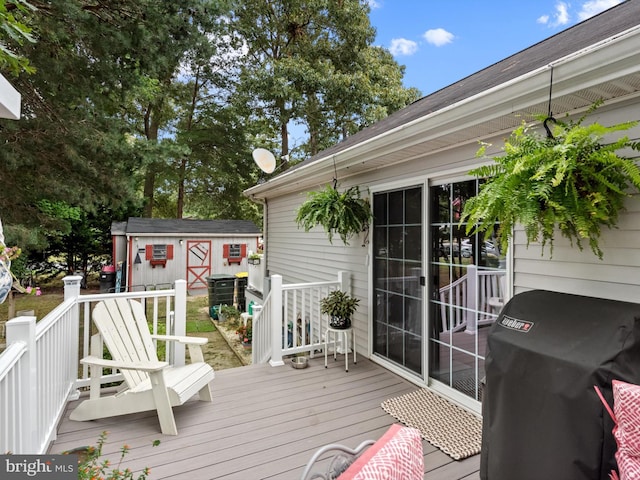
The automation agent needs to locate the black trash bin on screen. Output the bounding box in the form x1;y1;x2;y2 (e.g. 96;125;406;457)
99;266;116;293
206;274;236;308
481;290;640;480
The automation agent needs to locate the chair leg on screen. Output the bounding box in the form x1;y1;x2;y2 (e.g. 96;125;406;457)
324;328;329;368
198;382;213;402
149;371;178;435
353;329;357;364
344;331;349;372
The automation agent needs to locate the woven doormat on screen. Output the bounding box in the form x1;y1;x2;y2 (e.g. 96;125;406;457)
381;389;482;460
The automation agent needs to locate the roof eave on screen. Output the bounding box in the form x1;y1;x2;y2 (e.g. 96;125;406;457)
245;25;640;200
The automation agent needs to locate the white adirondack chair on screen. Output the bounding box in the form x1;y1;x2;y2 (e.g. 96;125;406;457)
70;298;215;435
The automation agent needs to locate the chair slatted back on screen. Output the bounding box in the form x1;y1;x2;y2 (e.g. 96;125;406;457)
92;298;158;388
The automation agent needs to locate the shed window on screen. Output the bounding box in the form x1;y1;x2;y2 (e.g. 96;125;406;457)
153;244;167;260
223;243;246;264
145;244;174;267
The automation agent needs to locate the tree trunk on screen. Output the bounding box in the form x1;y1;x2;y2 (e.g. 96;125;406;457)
277;99;289;159
143;102;162;218
177;156;187;218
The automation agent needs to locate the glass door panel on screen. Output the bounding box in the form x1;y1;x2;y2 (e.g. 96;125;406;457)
429;180;506;402
372;186;423;375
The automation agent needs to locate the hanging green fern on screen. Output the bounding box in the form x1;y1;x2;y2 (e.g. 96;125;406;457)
295;185;372;245
462;108;640;259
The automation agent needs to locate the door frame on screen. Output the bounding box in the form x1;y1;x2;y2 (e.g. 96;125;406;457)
368;169;510;413
186;240;212;291
368;179;428;386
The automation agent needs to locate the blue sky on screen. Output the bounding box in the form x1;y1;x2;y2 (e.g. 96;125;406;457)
367;0;625;96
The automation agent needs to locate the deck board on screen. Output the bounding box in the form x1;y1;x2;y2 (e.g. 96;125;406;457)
50;357;480;479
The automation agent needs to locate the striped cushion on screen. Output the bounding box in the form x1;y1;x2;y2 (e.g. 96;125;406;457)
612;380;640;480
338;424;423;480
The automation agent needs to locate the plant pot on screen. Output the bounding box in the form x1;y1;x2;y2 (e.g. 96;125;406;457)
248;258;260;265
329;316;351;329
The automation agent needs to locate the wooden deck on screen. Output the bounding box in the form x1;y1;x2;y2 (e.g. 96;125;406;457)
50;357;480;480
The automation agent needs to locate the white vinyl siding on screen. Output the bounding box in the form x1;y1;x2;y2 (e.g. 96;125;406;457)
265;188;370;356
512;192;640;302
509;100;640;303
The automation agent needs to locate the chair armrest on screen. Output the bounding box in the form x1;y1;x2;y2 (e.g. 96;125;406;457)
80;355;169;372
151;334;208;345
300;441;375;480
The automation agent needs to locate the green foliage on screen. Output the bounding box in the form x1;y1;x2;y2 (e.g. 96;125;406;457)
72;431;159;480
462;108;640;259
219;304;240;320
295;184;371;245
232;0;420;158
0;0;36;75
320;290;359;320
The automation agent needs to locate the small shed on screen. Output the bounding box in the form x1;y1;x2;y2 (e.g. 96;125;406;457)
112;217;261;294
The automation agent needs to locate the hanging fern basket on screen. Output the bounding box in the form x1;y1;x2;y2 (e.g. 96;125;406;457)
461;108;640;259
295;184;372;246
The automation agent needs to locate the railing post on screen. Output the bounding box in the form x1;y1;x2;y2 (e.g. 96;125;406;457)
63;275;83;301
63;275;82;400
6;316;37;453
466;265;478;334
173;279;187;366
251;304;263;365
269;275;284;366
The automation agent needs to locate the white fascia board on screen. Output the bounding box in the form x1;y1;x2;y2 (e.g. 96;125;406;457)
0;73;21;120
246;25;640;199
128;233;259;238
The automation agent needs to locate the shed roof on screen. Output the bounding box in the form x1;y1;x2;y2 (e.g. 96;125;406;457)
118;218;261;235
248;0;640;192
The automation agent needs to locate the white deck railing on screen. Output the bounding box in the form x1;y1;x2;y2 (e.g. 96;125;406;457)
252;272;346;366
0;276;187;455
438;266;505;333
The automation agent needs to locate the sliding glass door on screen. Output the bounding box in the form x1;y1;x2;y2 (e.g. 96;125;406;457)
428;180;506;401
372;186;423;375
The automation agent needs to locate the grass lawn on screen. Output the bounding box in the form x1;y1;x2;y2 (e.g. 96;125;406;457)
0;291;64;322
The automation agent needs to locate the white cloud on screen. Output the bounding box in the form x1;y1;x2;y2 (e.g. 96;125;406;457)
423;28;454;47
554;2;570;25
577;0;623;20
389;38;418;56
537;14;550;24
539;2;570;27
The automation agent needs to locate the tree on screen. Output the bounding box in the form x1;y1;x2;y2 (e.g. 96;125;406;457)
231;0;420;160
0;1;234;232
0;0;36;75
156;17;259;221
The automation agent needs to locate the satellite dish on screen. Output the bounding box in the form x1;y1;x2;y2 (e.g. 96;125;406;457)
252;148;276;174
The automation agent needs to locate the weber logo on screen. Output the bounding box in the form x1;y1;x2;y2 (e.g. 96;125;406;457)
499;315;534;333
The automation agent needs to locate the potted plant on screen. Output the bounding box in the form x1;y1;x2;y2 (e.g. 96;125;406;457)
236;320;252;346
320;290;360;329
461;105;640;259
295;184;372;246
218;304;240;323
248;253;261;265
